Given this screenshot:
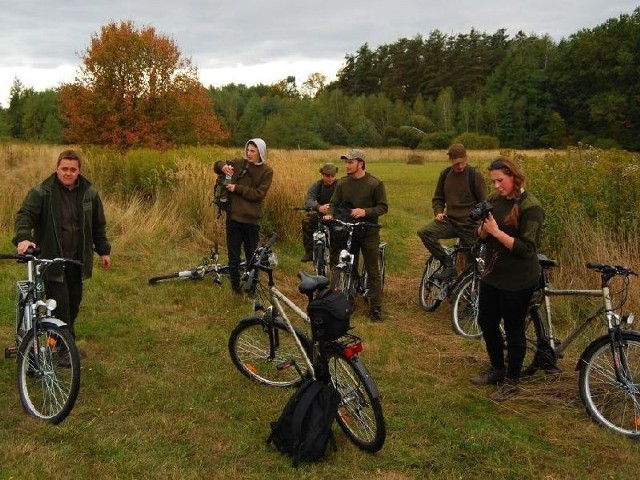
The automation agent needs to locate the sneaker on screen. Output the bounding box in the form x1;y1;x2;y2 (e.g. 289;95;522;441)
300;252;313;262
434;264;456;280
470;367;505;385
489;378;520;402
369;307;383;322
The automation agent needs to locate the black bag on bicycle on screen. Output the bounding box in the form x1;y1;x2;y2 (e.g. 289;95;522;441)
307;289;352;342
267;379;340;467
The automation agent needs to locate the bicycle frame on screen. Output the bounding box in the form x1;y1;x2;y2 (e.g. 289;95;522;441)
264;286;317;379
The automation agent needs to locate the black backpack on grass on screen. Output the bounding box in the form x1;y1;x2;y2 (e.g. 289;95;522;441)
267;379;340;467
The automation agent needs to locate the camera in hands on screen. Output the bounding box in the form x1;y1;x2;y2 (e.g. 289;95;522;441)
469;200;493;222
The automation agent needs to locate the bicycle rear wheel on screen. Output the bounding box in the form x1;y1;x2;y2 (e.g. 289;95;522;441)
17;323;80;424
378;242;387;292
451;272;482;339
578;331;640;438
419;256;444;312
327;349;385;452
228;316;312;388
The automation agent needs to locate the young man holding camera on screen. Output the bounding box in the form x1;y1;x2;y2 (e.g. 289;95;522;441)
417;143;487;279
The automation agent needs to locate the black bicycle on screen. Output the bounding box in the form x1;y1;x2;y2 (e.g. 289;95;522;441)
419;238;483;314
1;248;81;424
227;235;386;452
327;218;387;308
149;243;244;285
294;207;332;277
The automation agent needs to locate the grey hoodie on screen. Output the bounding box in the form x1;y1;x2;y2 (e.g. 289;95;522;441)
245;138;267;165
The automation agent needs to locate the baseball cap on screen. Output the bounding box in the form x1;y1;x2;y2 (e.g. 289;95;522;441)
340;148;366;161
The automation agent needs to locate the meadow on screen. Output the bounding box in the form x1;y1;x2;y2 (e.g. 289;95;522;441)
0;144;639;479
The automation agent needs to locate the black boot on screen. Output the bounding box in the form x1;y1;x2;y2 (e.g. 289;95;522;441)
434;259;455;280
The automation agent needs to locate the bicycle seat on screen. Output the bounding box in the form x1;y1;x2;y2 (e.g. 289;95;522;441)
537;254;558;269
297;271;330;295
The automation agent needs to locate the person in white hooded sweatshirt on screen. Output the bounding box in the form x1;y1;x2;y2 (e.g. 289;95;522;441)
214;138;273;294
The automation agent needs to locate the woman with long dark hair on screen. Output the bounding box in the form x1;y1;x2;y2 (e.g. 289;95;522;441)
470;156;544;401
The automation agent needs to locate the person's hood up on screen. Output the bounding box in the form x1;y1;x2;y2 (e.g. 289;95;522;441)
244;138;267;165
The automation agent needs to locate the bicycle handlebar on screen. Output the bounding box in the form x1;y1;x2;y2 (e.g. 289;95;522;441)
321;218;381;230
0;252;83;267
586;262;638;278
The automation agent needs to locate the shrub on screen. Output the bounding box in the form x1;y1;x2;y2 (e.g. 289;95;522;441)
452;132;500;150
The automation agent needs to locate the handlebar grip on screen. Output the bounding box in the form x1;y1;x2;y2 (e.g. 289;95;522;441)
264;234;278;249
0;253;20;260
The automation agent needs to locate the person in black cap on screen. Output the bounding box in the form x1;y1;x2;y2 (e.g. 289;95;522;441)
417;143;487;279
301;163;339;262
326;148;388;322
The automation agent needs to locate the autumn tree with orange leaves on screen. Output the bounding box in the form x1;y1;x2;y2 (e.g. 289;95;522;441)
59;20;228;149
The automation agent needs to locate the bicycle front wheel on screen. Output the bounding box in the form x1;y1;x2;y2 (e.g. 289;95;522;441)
578;331;640;438
17;323;80;424
451;272;482;339
327;350;385;452
313;243;327;277
419;256;444;312
228;316;312;388
331;266;355;308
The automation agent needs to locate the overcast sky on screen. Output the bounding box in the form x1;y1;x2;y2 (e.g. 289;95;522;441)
1;1;637;106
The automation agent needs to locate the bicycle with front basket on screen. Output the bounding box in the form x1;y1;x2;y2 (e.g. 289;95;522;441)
148;242;244;285
522;256;640;438
227;235;386;452
1;248;81;423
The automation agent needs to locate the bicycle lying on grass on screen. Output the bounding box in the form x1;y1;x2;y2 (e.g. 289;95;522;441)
522;257;640;438
326;218;387;308
148;243;245;285
227;235;386;452
1;248;81;424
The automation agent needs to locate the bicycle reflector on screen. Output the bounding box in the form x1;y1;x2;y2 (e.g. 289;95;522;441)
624;313;635;325
343;341;363;358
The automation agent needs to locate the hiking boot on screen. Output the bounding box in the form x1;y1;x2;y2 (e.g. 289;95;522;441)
489;378;520;402
434;263;456;280
300;252;313;262
369;307;383;322
470;367;505;385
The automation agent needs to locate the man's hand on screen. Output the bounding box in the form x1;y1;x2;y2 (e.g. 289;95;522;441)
17;240;36;255
435;213;447;223
318;204;330;215
101;255;111;269
350;208;366;219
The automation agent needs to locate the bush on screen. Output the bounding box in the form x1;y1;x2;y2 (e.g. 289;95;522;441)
417;131;454;150
452;132;500;150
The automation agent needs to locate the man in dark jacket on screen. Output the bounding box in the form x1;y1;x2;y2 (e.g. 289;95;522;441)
417;143;487;279
214;138;273;294
300;162;338;262
13;149;111;338
327;149;388;322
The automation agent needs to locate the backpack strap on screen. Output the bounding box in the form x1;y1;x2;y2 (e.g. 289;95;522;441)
290;381;325;467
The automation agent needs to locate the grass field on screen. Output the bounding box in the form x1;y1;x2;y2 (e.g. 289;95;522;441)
0;145;639;479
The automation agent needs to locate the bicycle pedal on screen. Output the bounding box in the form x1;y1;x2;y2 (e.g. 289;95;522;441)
277;359;294;370
4;346;17;359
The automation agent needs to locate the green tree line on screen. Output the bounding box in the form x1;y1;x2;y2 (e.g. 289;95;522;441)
1;8;639;150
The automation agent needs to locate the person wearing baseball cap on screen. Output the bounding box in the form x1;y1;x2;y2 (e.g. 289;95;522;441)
326;148;388;322
417;143;487;279
300;163;339;263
